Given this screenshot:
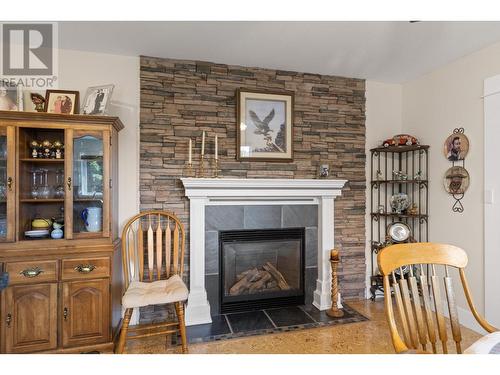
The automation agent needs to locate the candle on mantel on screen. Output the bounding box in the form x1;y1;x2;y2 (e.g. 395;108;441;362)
201;131;205;156
188;138;192;164
214;135;218;160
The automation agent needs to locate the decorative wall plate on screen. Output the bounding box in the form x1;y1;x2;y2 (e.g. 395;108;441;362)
443;132;469;161
444;166;470;195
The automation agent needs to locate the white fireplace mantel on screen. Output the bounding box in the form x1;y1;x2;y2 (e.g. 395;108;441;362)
181;177;347;326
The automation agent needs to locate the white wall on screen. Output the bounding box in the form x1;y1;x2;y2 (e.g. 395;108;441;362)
402;41;500;326
57;49;140;230
364;81;403;297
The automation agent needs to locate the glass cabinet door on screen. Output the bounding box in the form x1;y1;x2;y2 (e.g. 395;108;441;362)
0;126;15;242
66;130;110;238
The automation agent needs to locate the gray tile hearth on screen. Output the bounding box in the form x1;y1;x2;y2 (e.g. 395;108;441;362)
185;303;368;344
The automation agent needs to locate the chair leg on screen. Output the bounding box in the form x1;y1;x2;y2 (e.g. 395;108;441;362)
115;308;133;354
175;302;188;353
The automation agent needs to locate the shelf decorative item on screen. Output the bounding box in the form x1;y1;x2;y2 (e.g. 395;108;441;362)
392;170;408;181
319;163;329;178
390;193;410;214
444;127;469;213
407;203;419;216
382;134;419;148
30;140;40;158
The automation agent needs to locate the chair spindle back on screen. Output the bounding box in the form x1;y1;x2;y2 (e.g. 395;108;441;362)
378;243;496;354
121;211;185;289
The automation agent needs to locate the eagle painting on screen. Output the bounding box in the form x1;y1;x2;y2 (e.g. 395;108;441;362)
247;108;286;152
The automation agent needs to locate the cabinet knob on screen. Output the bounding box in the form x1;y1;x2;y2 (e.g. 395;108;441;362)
19;267;43;278
63;307;69;321
7;177;13;191
74;264;96;274
67;177;72;191
6;313;12;327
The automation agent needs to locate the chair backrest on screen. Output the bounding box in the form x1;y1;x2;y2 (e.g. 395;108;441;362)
378;242;497;354
121;211;185;289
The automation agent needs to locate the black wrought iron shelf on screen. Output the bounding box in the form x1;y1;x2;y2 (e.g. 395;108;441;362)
371;212;428;219
371;179;428;184
369;143;430;301
370;144;430;153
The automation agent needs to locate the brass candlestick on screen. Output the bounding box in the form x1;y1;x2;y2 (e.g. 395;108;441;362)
183;162;195;177
213;158;220;178
197;155;206;177
326;248;344;318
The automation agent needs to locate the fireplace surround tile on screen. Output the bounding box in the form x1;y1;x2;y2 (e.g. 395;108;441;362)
305;227;318;267
282;205;318;227
205;231;219;274
205;274;220;316
244;205;282;229
204;204;319;313
206;206;244;231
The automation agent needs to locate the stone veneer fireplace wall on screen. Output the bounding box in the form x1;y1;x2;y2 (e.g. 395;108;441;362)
140;56;366;323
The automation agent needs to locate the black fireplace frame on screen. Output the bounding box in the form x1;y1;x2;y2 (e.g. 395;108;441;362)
219;227;305;313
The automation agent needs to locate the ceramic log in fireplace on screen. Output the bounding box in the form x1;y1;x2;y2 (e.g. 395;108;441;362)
219;228;305;313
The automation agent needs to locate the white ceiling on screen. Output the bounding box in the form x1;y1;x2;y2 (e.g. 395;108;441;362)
59;21;500;83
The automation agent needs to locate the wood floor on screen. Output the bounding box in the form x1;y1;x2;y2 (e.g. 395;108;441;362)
124;299;482;354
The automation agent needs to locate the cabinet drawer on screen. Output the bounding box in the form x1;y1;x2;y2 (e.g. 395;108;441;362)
62;257;110;280
5;260;58;285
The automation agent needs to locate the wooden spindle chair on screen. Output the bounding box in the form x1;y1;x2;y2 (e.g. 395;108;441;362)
378;243;499;354
115;211;188;354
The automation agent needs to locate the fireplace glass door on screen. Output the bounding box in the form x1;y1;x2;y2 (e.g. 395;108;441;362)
220;228;305;313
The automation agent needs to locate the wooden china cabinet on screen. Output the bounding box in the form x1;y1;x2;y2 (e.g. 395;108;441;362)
0;111;123;353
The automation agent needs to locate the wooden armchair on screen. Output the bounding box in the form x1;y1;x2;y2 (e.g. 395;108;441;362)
378;243;499;354
115;211;188;354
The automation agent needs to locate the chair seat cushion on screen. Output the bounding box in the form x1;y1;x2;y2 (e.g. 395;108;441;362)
122;274;189;309
464;332;500;354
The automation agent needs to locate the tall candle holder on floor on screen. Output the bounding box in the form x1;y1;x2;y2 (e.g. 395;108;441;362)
326;249;344;318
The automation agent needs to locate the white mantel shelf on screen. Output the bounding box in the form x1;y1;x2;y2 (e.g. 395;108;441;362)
181;177;347;326
182;178;347;199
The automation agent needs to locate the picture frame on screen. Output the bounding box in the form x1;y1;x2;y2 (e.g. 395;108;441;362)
45;90;80;114
81;84;114;115
236;89;294;162
0;84;22;111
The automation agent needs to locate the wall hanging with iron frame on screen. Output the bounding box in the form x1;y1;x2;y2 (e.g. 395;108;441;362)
443;128;469;213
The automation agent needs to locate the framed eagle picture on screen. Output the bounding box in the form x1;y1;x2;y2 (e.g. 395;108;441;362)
236;89;294;162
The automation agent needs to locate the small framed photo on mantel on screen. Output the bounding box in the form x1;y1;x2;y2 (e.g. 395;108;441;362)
236;89;294;162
